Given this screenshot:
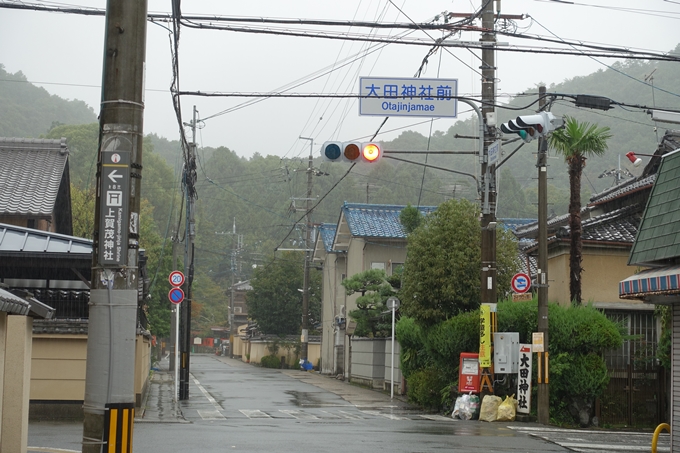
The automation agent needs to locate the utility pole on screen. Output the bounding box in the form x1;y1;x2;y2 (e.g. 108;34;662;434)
299;136;314;365
82;1;147;451
228;218;241;359
480;0;497;306
170;236;179;373
179;105;198;400
536;85;550;424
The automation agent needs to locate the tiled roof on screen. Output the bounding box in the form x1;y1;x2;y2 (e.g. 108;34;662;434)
580;205;640;243
318;223;337;252
342;202;436;239
0;137;69;216
500;218;537;232
589;175;655;206
0;287;55;318
629;148;680;266
514;207;594;238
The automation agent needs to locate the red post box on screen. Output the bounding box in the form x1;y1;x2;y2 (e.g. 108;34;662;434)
458;352;481;393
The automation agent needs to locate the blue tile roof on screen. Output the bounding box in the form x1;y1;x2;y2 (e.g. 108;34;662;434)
318;223;337;252
341;202;436;239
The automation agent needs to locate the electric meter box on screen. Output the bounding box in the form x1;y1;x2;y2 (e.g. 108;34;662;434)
493;332;519;374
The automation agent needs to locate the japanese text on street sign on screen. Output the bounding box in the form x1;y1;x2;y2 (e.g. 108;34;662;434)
359;77;458;118
479;304;492;367
98;137;131;267
532;332;545;353
488;140;501;167
517;344;532;414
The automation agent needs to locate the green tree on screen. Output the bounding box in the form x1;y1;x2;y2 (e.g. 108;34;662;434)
398;203;424;234
400;199;519;326
549;117;612;305
342;269;396;337
70;183;95;239
246;252;321;335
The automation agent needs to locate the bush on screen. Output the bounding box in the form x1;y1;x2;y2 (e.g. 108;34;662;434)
396;316;429;378
260;355;281;369
406;366;449;410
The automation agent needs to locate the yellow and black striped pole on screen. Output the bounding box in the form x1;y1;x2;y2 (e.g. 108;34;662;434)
104;403;135;453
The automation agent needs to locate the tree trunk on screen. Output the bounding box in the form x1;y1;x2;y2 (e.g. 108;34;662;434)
568;156;584;305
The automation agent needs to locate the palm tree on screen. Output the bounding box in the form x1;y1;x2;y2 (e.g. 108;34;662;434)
549;116;612;305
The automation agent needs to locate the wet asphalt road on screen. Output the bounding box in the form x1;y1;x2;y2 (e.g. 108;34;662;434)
28;354;668;452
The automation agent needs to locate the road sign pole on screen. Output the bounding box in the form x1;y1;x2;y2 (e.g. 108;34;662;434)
83;1;148;451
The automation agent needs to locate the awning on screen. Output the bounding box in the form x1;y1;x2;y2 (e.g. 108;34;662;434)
619;265;680;299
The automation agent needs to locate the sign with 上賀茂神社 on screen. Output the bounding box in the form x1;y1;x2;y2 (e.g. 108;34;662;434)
98;134;131;267
359;77;458;118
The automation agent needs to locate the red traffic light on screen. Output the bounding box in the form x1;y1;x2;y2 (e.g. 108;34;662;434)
362;143;381;162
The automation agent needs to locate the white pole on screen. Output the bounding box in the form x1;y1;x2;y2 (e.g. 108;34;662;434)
391;305;395;399
174;304;180;401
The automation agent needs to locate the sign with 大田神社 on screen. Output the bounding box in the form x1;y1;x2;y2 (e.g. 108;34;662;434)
359;77;458;118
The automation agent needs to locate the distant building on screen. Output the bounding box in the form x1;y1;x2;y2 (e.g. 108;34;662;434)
229;280;252;329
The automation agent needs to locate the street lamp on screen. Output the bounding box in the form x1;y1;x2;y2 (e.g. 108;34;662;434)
387;297;400;399
625;151;658;167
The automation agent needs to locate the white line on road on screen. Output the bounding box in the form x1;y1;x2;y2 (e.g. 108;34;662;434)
239;409;272;419
190;374;223;412
419;414;454;421
337;410;363;420
361;410;407;420
28;449;80;453
280;410;319;420
197;409;226;420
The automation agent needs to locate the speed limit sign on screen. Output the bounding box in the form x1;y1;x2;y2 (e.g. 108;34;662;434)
168;270;185;287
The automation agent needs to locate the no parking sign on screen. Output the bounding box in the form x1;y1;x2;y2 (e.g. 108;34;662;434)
511;273;531;294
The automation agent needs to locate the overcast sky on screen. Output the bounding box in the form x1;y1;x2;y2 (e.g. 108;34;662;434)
1;0;678;160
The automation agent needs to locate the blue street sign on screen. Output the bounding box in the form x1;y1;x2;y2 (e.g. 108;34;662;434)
168;287;185;304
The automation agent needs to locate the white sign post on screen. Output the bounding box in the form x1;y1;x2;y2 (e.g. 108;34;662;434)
488;140;501;167
359;77;458;118
387;297;401;399
517;344;532;414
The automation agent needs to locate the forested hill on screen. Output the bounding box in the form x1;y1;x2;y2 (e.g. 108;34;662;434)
0;65;96;137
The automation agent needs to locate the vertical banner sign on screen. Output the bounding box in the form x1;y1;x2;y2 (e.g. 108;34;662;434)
517;344;532;414
479;304;492;367
98;135;131;266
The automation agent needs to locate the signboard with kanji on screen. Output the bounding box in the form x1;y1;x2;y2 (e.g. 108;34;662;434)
98;139;131;267
359;77;458;118
479;304;492;367
517;344;532;414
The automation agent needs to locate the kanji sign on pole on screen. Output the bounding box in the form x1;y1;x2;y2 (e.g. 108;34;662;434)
98;145;130;267
517;344;532;414
359;77;458;118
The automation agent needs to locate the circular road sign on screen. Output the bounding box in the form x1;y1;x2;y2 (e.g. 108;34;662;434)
168;270;185;287
168;287;185;305
511;273;531;294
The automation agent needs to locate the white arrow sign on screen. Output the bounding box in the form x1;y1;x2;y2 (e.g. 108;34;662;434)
108;169;123;184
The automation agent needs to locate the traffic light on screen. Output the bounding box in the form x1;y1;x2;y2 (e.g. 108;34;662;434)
320;141;383;163
500;112;563;143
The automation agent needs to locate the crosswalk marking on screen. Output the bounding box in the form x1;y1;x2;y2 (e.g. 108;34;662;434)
280;410;319;420
360;410;407;420
337;410;363;420
198;410;226;420
239;409;271;418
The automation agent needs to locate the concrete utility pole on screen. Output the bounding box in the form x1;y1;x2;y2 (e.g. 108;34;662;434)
82;0;148;451
536;86;550;424
179;105;198;400
299;137;314;364
479;0;497;306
